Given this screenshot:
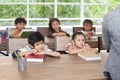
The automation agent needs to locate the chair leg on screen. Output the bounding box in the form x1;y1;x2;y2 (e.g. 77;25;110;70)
0;51;8;56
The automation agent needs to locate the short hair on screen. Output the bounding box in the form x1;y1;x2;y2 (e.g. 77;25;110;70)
48;18;60;32
28;31;44;46
14;17;27;25
72;32;86;41
83;19;93;26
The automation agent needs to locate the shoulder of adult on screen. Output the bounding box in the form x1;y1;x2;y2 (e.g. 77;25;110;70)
103;5;120;21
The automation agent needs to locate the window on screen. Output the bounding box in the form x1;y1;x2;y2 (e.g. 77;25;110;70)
0;0;120;27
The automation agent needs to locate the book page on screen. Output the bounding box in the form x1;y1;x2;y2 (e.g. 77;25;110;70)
19;29;36;38
78;51;101;61
78;51;99;57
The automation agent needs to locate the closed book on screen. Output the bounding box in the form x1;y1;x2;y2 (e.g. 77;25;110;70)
77;51;101;61
26;53;44;62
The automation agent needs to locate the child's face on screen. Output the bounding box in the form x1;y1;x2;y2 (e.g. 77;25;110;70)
15;23;26;30
52;21;60;31
83;23;92;31
73;35;85;49
33;41;44;52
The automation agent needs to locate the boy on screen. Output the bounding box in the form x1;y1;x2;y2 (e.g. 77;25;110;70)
12;31;60;58
11;17;27;38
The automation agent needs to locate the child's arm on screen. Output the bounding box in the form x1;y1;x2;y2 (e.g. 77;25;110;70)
84;45;98;54
67;45;85;54
42;51;60;57
52;32;67;37
83;46;98;54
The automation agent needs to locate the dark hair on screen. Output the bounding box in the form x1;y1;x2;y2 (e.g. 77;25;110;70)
28;31;44;46
14;17;27;25
72;32;86;41
48;18;60;32
83;19;93;31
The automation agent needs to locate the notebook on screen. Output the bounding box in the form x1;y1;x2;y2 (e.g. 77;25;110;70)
19;29;36;38
77;51;101;61
26;53;44;62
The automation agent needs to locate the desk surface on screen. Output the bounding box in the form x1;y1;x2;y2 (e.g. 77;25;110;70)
0;54;107;80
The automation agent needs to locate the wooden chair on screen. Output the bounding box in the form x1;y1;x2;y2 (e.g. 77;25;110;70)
8;38;28;54
55;36;71;51
98;37;109;53
37;27;55;49
86;39;98;48
37;27;49;36
73;27;96;33
44;36;55;50
0;29;9;56
7;28;15;38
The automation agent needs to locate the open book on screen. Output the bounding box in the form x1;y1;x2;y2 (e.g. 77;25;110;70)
26;53;44;62
19;29;36;38
78;51;101;61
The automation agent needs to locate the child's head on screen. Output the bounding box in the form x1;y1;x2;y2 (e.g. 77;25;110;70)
48;18;60;32
14;17;27;30
72;32;86;49
28;31;45;52
83;19;93;31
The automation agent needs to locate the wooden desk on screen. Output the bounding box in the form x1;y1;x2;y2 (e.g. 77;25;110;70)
86;37;98;48
86;39;98;48
0;54;107;80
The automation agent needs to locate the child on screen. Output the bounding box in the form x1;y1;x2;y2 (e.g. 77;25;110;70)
81;19;95;39
12;31;60;58
66;32;97;54
47;18;70;38
10;17;27;38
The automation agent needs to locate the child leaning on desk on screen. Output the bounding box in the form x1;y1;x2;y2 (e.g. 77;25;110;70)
81;19;95;39
10;17;27;38
12;31;60;58
47;18;70;38
66;32;98;55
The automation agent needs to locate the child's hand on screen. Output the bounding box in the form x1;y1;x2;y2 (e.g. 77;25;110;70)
86;32;92;38
31;49;38;54
35;51;44;55
88;32;92;35
20;52;25;57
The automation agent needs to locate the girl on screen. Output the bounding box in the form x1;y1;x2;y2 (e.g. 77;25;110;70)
47;18;70;38
81;19;95;39
66;32;97;54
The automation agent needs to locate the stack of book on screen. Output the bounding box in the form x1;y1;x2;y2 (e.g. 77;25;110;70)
26;53;44;62
77;51;101;61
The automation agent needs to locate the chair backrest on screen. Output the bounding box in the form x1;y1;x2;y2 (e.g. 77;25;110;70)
86;38;98;48
73;27;96;33
7;28;15;38
44;37;55;50
8;38;28;54
37;27;49;36
98;37;109;53
55;36;71;51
